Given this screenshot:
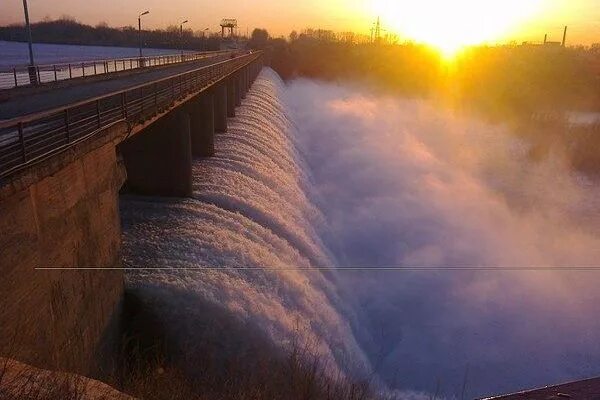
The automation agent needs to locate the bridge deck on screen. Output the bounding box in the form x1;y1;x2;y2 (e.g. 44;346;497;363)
0;51;262;179
0;53;233;121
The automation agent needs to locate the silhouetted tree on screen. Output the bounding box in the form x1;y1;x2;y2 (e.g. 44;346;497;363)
248;28;269;49
0;19;219;51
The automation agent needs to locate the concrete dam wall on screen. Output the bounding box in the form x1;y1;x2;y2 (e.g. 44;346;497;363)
0;57;262;375
0;122;126;374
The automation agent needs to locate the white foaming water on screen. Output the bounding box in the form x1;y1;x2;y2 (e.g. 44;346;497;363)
122;68;600;399
121;69;370;382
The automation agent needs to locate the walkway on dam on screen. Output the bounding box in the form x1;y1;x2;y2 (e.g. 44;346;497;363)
0;53;233;120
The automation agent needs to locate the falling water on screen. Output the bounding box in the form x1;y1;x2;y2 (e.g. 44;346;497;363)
122;68;600;399
120;69;371;383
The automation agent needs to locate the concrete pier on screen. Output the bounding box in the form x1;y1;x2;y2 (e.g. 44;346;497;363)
214;84;228;133
120;110;192;197
245;69;250;93
235;73;243;106
227;78;236;118
188;93;215;157
241;72;247;100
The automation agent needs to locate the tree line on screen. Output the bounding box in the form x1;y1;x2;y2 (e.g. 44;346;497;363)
0;17;222;51
248;27;600;174
248;27;600;116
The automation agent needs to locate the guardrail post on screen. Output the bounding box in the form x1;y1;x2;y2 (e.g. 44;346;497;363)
82;62;86;77
18;122;26;162
154;83;158;113
171;78;175;102
13;68;17;87
121;92;128;119
96;100;101;128
27;66;38;86
94;62;97;75
69;64;72;79
64;109;70;142
140;87;144;120
54;65;58;82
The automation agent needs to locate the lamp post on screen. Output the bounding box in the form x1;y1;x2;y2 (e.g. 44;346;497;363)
180;20;188;57
22;0;37;85
202;28;209;51
138;10;150;59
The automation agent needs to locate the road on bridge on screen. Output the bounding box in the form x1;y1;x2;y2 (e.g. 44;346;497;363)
0;52;235;120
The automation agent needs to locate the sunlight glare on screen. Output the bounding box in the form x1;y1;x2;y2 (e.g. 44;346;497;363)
371;0;543;56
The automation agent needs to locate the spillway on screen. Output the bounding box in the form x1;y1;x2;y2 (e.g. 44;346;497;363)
120;68;370;381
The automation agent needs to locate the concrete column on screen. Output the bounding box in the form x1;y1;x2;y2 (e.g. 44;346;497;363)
214;84;228;133
235;73;242;106
120;110;192;197
188;93;215;157
227;77;236;117
241;70;247;100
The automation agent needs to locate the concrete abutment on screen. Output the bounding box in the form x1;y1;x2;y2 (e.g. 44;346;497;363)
0;122;128;376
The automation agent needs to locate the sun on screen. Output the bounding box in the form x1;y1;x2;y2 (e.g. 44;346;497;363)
370;0;543;56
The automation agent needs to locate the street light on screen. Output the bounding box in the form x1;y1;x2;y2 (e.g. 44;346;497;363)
138;10;150;59
180;20;188;56
22;0;37;84
202;28;209;51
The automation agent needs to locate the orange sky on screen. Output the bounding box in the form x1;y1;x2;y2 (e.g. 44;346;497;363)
1;0;599;46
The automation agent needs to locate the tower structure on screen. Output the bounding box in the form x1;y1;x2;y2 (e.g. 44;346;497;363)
220;19;237;39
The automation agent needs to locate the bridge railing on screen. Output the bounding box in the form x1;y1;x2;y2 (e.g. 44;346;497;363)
0;50;234;90
0;51;262;179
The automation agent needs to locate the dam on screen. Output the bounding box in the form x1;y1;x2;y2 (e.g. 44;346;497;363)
0;50;264;374
2;50;600;399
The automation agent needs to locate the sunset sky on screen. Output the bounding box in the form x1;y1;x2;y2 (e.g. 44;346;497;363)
1;0;599;49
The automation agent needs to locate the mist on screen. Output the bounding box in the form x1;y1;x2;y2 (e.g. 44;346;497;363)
121;70;600;400
286;78;600;398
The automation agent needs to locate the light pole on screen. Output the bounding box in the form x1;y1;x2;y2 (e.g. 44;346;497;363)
138;10;149;59
202;28;209;51
179;20;188;57
22;0;37;84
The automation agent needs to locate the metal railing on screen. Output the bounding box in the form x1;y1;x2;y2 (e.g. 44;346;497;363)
0;51;262;179
0;50;233;89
